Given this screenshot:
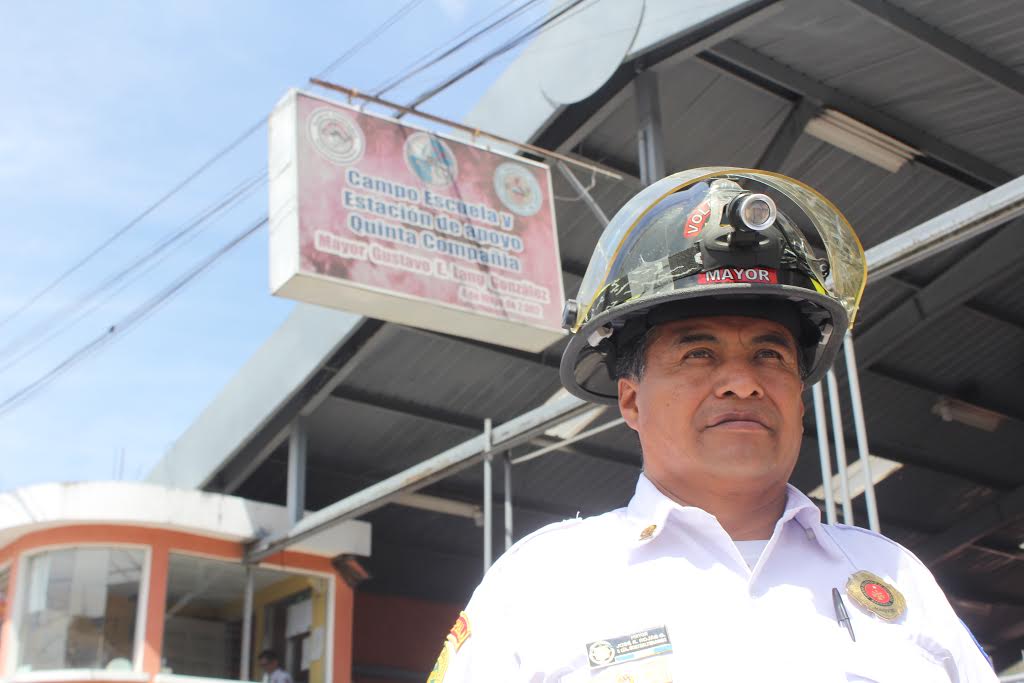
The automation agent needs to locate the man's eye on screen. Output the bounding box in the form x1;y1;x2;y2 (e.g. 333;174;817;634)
756;348;784;360
684;348;713;359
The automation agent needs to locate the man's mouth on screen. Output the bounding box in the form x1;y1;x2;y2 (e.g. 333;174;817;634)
706;412;770;430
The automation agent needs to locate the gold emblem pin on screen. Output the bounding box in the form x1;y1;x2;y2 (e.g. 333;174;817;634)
639;524;657;541
846;570;906;621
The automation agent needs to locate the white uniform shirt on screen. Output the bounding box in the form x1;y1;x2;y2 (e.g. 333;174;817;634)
438;475;996;682
262;668;293;683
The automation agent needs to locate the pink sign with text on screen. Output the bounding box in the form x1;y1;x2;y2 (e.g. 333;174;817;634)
268;90;565;351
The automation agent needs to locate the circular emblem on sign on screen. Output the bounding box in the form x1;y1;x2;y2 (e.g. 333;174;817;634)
493;162;543;216
308;108;364;165
404;132;458;187
588;640;615;666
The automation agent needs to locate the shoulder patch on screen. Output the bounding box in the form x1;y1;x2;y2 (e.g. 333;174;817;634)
447;611;471;652
426;640;453;682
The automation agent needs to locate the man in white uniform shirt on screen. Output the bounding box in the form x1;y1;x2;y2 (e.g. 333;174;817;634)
258;649;293;683
429;169;996;682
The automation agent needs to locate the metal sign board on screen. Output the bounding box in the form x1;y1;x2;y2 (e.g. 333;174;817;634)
268;89;566;352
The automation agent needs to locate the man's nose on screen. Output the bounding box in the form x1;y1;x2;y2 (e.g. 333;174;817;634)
713;358;765;399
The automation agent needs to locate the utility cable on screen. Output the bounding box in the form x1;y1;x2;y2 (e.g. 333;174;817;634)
0;1;425;337
0;119;266;335
316;0;428;79
0;216;268;419
372;0;540;97
402;0;590;110
0;174;268;374
0;171;267;366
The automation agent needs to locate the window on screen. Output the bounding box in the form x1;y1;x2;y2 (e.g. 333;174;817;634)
17;547;144;672
0;565;9;634
163;554;328;682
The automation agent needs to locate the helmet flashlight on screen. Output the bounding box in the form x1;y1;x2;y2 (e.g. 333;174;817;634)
729;193;777;231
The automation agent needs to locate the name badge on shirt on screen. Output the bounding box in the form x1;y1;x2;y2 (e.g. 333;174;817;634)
585;626;673;682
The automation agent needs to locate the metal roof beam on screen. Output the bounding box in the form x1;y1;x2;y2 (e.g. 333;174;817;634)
855;220;1024;369
842;0;1024;101
529;434;640;470
704;40;1012;188
330;385;482;432
398;325;562;370
915;484;1024;565
757;98;821;170
885;275;1024;337
329;386;640;470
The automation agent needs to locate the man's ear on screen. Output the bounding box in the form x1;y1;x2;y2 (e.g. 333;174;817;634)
618;377;640;431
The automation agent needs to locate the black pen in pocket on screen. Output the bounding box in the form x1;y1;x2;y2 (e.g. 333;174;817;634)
833;587;856;642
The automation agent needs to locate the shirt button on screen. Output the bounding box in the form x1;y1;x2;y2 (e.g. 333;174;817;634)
639;524;657;541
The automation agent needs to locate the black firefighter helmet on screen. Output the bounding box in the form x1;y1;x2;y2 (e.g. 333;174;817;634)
560;167;867;405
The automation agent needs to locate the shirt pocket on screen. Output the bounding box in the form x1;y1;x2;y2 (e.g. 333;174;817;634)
844;638;953;683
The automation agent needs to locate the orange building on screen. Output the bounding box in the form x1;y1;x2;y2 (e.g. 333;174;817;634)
0;482;370;683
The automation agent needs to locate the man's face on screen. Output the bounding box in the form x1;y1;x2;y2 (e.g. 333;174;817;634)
258;658;275;673
617;315;805;499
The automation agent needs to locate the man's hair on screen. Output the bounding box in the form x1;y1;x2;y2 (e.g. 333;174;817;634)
613;326;657;381
258;650;279;662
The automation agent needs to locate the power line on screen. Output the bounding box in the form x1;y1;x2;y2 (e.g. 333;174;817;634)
0;118;266;335
0;0;427;338
0;173;268;374
0;216;268;419
372;0;540;97
316;0;428;79
402;0;591;110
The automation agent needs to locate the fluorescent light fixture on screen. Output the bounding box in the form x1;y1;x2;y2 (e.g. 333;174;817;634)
932;396;1005;432
804;109;917;173
808;454;904;502
396;492;482;524
543;387;606;440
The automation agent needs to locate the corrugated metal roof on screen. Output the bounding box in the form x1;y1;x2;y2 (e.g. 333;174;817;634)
736;0;1024;175
880;306;1024;421
892;0;1024;70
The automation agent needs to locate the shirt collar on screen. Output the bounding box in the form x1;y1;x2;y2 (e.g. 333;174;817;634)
625;473;844;559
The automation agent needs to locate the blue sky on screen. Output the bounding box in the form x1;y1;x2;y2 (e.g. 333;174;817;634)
0;0;544;490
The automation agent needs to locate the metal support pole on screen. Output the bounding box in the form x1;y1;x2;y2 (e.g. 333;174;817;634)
844;333;881;532
825;369;854;524
240;566;255;680
483;419;493;573
556;161;610;227
635;69;666;186
287;416;308;526
811;383;837;526
504;453;513;551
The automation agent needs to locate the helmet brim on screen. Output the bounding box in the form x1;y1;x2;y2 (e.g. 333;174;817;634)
559;283;848;405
